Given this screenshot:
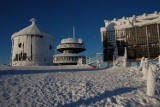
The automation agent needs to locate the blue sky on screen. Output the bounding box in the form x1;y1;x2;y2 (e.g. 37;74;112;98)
0;0;160;64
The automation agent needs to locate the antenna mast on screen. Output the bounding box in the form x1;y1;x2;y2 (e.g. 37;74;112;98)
73;26;75;40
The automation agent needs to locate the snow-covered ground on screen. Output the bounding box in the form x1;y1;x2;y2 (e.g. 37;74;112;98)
0;65;160;107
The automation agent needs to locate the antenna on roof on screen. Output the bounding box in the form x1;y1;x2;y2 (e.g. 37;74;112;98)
73;26;75;40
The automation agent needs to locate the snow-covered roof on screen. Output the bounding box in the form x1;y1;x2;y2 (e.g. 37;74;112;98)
103;11;160;30
11;18;53;39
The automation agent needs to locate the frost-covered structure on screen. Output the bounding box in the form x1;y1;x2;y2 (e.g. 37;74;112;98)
112;47;127;67
123;47;127;67
159;55;160;66
140;57;145;69
11;18;54;66
100;11;160;61
147;64;157;96
54;38;86;65
141;58;148;80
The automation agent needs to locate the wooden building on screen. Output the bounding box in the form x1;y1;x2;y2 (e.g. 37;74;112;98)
100;11;160;61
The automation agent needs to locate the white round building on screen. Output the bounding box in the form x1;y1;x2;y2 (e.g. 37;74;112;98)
11;18;54;66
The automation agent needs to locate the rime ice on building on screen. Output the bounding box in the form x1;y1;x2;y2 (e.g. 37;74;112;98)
147;64;157;96
11;18;54;66
54;38;86;65
100;11;160;61
54;27;86;65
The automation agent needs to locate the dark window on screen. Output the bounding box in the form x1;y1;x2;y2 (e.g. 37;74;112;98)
40;36;43;38
50;45;52;50
22;53;27;61
14;54;18;61
18;43;22;48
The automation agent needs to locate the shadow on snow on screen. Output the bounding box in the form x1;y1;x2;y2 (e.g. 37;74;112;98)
0;68;106;76
58;87;138;107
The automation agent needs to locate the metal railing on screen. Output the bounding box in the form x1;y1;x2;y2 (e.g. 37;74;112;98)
57;44;85;49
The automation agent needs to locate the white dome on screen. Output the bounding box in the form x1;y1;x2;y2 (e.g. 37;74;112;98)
11;18;53;39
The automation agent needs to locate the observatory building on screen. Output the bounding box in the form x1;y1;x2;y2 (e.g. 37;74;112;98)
11;18;54;66
100;11;160;61
54;28;86;65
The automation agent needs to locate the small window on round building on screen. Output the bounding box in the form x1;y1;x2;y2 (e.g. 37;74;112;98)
18;43;22;48
40;36;43;38
49;45;52;50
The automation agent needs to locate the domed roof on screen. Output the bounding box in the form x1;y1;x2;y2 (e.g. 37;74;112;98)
11;18;53;39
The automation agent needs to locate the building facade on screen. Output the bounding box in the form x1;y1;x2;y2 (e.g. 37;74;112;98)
100;11;160;61
11;18;54;66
